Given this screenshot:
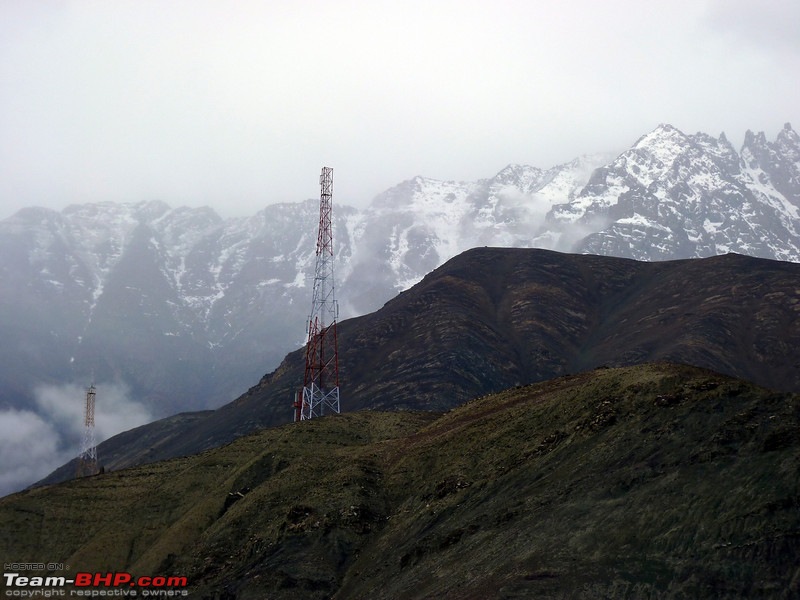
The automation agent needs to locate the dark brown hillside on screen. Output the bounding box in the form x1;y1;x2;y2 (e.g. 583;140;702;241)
190;248;800;448
37;248;800;485
6;364;800;598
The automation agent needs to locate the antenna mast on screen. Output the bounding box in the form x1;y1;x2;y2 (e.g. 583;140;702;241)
77;383;98;477
293;167;341;421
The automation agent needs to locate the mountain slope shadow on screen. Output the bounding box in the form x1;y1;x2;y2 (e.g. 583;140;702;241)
5;364;800;598
37;247;800;486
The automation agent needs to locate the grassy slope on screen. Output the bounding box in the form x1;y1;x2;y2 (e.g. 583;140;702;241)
35;250;800;491
2;363;799;599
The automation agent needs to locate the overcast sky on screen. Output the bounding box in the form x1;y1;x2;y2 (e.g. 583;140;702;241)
1;0;798;220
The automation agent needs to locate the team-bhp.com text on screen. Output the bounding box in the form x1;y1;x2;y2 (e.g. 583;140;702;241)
4;572;188;597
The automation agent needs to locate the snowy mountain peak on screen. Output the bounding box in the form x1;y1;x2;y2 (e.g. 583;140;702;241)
548;123;800;261
776;122;800;154
742;129;773;162
739;123;800;211
635;122;687;146
629;123;692;182
1;122;798;419
492;164;544;187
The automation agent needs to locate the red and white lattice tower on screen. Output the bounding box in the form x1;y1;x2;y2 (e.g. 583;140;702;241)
77;383;98;477
293;167;341;421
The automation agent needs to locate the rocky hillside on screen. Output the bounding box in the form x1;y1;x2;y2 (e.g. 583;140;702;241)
2;123;798;417
4;364;799;599
36;247;800;487
353;122;800;308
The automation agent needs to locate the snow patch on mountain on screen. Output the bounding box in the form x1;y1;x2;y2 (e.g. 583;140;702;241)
550;123;800;263
1;123;798;418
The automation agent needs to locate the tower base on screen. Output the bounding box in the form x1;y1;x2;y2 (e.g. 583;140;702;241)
300;383;340;420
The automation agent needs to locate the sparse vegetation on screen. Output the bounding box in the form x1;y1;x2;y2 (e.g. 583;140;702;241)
35;249;800;491
3;363;799;598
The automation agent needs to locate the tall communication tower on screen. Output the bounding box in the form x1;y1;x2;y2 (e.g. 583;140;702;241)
77;383;98;477
293;166;341;421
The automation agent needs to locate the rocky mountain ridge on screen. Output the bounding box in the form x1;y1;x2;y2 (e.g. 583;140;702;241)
558;123;800;261
36;248;800;488
1;123;798;418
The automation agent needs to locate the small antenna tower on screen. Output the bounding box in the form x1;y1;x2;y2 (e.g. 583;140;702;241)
293;167;341;421
77;383;98;477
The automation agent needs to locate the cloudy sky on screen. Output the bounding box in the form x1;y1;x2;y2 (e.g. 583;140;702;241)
0;381;152;496
1;0;798;220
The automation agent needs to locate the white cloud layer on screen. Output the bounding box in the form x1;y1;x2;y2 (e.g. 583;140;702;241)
0;382;153;498
0;0;797;219
0;409;66;498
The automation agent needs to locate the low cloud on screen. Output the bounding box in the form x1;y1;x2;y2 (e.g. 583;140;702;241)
34;382;153;444
0;382;154;498
0;409;68;497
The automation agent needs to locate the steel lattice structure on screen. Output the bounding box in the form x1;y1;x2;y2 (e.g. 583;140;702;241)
294;167;341;421
77;384;98;477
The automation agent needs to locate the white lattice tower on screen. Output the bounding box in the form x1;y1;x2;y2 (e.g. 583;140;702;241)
77;384;98;476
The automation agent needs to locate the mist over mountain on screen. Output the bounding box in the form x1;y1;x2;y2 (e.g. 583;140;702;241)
1;122;799;495
35;247;800;492
2;124;798;411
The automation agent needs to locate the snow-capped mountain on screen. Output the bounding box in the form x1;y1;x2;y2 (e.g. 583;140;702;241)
0;200;356;415
549;123;800;261
340;155;610;313
1;123;798;415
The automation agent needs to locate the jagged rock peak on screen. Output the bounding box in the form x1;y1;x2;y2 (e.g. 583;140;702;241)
495;163;531;177
492;163;545;188
777;122;799;145
743;129;769;147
